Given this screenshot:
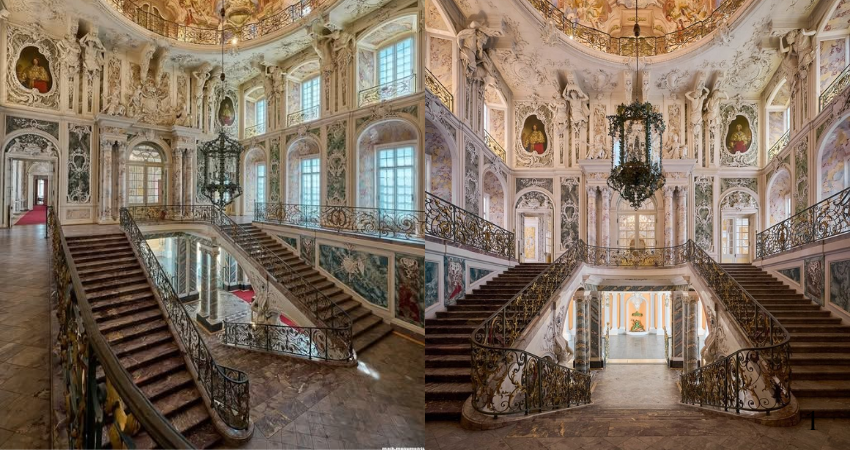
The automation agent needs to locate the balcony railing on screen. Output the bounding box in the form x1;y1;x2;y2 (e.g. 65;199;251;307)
484;130;507;163
105;0;322;45
358;74;416;107
820;62;850;111
767;129;789;162
222;321;351;361
287;105;319;127
756;186;850;259
244;123;266;138
525;0;747;57
49;207;197;448
425;68;453;111
424;192;515;259
255;202;422;240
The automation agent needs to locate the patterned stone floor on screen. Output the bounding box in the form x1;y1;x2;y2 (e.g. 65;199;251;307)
426;363;850;450
0;224;51;448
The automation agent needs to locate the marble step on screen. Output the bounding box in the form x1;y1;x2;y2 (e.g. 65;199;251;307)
425;382;472;401
425;400;464;421
426;367;471;383
425;355;471;369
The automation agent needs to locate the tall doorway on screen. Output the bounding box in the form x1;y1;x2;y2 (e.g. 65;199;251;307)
721;215;753;263
34;176;47;206
520;213;552;262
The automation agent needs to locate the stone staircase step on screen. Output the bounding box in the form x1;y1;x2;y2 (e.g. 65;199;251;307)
353;322;393;353
790;353;850;365
797;397;850;418
425;334;469;345
790;333;850;342
426;344;471;356
792;366;850;381
771;310;832;318
783;324;850;333
111;330;175;358
425;382;472;401
140;370;196;401
131;356;187;386
119;341;181;373
426;367;471;383
91;299;160;323
791;342;850;353
425;355;471;368
104;318;170;345
425;400;464;421
352;315;383;337
98;309;164;334
79;268;145;283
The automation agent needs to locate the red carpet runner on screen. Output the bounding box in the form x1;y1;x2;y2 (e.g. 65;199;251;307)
14;205;46;225
231;289;297;327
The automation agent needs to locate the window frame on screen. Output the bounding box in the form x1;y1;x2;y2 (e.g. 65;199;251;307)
374;141;417;211
376;35;415;87
127;144;167;206
300;75;320;113
299;156;321;207
616;199;657;249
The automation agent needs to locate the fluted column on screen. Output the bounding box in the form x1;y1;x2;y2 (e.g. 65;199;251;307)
683;292;700;373
664;186;674;248
600;187;611;248
587;187;597;247
574;290;590;373
171;148;183;206
676;187;688;245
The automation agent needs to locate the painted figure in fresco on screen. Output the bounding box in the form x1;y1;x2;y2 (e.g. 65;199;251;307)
219;98;235;126
523;124;547;154
727;123;751;154
18;57;51;93
630;311;645;332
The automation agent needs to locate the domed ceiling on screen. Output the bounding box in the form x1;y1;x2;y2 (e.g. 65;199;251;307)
158;0;307;29
555;0;713;37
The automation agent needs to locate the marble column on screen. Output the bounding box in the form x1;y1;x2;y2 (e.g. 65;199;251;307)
99;138;114;222
187;240;198;299
574;290;590;373
589;290;603;368
208;244;220;323
116;142;127;213
176;236;188;299
683;292;700;373
587;187;597;247
671;291;686;368
171;148;183;207
198;247;210;318
600;187;611;248
663;186;674;248
183;148;195;206
649;292;656;333
676;187;688;245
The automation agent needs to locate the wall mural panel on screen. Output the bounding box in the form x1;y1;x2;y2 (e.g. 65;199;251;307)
5;116;59;139
469;267;493;283
720;178;757;194
720;190;758;210
300;235;315;266
482;171;505;226
720;102;758;167
464;142;480;214
820;38;847;92
795;137;809;213
4;133;57;157
269;137;281;203
694;176;714;251
425;260;439;310
778;267;801;284
805;256;825;306
560;177;580;249
318;244;389;308
426;121;452;201
829;259;850;314
819;118;850;198
516;178;553;194
515;103;555;167
67;124;91;204
444;255;465;306
395;253;425;327
768;168;792;225
326;121;347;205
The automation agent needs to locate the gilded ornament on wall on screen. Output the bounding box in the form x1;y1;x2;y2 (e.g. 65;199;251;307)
521;115;547;155
218;96;236;127
15;46;52;93
725;115;752;154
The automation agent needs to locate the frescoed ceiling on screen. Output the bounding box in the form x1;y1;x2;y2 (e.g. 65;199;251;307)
552;0;714;37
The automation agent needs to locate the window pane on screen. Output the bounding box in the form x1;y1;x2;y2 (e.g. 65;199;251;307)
301;77;319;113
301;158;320;206
377;146;415;211
129;166;145;205
147;167;162;204
256;164;266;202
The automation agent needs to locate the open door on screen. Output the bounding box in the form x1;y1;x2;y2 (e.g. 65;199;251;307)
721;216;752;263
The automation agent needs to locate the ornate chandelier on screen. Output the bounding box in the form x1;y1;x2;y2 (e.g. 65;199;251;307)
607;2;665;209
198;7;243;209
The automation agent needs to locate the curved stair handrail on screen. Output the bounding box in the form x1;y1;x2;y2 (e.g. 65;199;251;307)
119;208;252;431
50;206;194;448
756;186;850;259
468;239;791;418
125;205;354;361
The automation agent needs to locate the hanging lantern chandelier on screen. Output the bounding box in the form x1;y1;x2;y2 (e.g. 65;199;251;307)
198;7;243;209
607;2;665;210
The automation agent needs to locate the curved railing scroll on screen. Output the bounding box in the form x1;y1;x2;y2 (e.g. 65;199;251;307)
425;192;515;259
49;206;195;448
120;208;251;430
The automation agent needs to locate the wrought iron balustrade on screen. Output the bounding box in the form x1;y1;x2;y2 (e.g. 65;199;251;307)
255;202;422;240
767;130;789;162
120;208;251;430
820;62;850;111
484;130;506;163
425;68;453;111
584;243;690;267
424;192;515;259
358;74;416;107
105;0;322;45
125;205;354;361
222;321;350;361
244;123;266;138
525;0;746;57
756;186;850;258
49;206;196;448
287;105;319;127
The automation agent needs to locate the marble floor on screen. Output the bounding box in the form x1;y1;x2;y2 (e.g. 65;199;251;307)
0;224;51;449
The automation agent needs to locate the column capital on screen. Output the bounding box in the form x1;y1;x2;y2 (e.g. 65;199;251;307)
663;186;675;198
586;186;597;198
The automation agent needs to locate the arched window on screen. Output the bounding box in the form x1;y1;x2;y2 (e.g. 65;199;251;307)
617;199;657;249
357;16;418;106
357;120;418;210
287;61;321;126
245;87;266;137
128;143;165;205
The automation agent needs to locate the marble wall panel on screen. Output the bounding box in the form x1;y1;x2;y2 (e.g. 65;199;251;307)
560;177;580;249
820;118;850;198
319;244;389;308
805;256;825;305
820;38;847;91
444;255;465;306
778;267;801;284
425;261;439;309
395;253;425;326
829;259;850;314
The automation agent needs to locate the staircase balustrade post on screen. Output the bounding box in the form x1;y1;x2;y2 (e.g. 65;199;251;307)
724;357;729;411
735;354;741;414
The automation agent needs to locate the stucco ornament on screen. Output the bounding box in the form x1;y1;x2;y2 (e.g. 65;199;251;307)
5;23;61;109
457;20;502;83
780;28;816;85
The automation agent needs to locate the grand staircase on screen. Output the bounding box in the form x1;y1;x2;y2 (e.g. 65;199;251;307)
66;232;223;448
424;263;549;421
722;263;850;418
224;223;393;353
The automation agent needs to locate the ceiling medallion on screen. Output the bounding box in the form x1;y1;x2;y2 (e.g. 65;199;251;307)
199;7;244;209
607;2;665;210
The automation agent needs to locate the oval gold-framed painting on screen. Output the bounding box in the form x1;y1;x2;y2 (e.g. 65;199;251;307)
218;96;236;127
15;46;53;94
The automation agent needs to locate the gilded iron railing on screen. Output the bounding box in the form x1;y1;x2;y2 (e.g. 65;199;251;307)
222;321;350;361
244;123;265;139
425;68;453;111
484;130;507;163
424;192;515;259
767;129;789;162
820;62;850;111
125;205;354;360
358;74;416;107
287;105;319;127
49;206;195;448
255;202;422;240
470;241;591;416
756;186;850;258
120;208;251;430
526;0;746;57
105;0;323;45
469;239;790;416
